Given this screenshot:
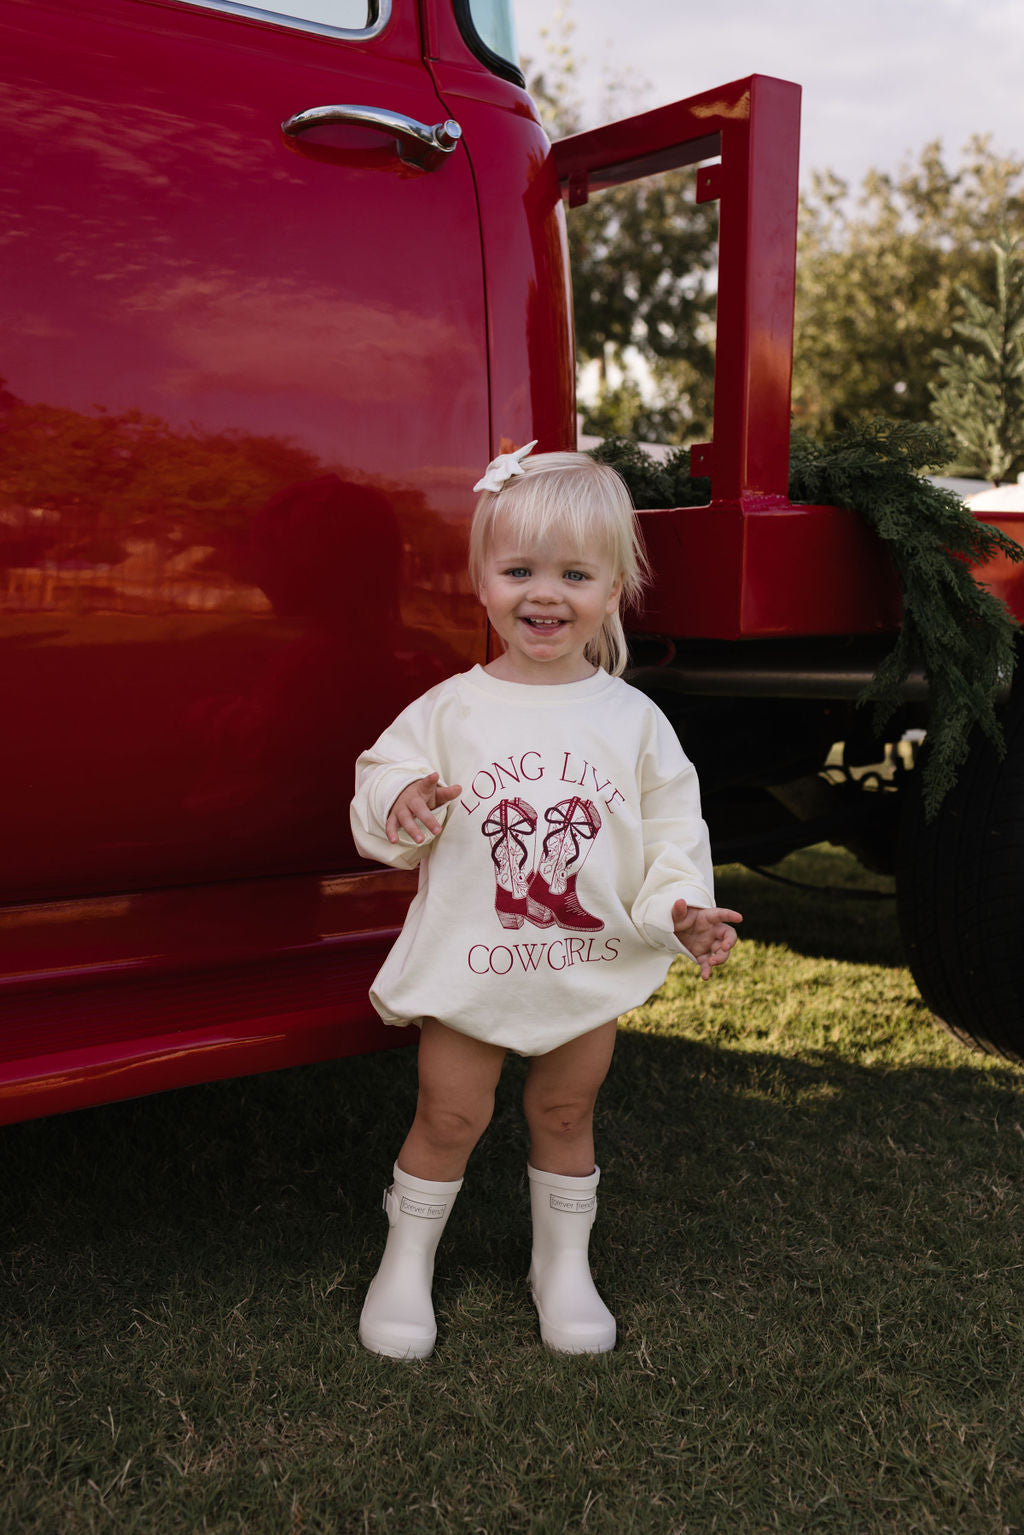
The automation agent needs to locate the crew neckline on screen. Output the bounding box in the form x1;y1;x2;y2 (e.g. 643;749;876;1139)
463;664;616;704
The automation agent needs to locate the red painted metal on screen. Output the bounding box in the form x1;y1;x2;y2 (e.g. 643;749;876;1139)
0;871;417;992
0;0;490;913
634;502;903;641
968;511;1024;610
3;0;1020;1125
0;1001;418;1128
554;74;801;506
554;75;907;641
425;5;576;459
0;0;561;1122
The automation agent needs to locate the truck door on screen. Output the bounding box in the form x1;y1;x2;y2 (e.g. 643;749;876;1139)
0;0;489;901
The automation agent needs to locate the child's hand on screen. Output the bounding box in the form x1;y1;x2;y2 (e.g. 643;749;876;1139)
671;900;743;980
386;773;462;845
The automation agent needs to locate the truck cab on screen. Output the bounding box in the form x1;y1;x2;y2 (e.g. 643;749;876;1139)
2;0;1022;1122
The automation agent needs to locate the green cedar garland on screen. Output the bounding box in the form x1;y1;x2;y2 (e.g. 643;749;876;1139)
790;420;1022;817
588;436;709;509
591;421;1023;819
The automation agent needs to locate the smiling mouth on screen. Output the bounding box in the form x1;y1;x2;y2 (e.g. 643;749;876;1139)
522;617;566;629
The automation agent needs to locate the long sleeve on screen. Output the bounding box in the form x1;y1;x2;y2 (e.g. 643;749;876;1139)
629;709;715;956
350;687;452;870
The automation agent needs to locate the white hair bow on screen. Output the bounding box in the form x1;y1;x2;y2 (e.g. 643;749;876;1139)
473;440;538;494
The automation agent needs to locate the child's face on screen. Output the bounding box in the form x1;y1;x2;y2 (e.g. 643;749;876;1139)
478;515;623;684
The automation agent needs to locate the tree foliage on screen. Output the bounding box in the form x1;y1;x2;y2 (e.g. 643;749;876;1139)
0;385;322;538
794;139;1024;439
525;16;718;444
564;174;718;440
528;18;1024;456
929;236;1024;483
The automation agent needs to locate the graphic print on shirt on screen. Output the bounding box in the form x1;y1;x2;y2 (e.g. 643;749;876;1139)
481;796;538;929
481;795;604;932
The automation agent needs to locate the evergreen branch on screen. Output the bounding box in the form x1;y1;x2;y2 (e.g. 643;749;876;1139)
786;420;1021;818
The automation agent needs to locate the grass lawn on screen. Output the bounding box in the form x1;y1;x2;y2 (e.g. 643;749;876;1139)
3;847;1024;1534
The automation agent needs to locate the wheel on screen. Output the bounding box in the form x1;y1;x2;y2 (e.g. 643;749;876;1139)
897;654;1024;1061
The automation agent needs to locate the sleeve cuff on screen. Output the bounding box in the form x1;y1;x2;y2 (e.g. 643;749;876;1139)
632;883;715;956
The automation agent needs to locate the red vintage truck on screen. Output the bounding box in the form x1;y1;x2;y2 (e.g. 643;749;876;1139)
2;0;1022;1125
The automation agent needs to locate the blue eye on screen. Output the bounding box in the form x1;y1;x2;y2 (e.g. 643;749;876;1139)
565;569;588;582
505;566;530;578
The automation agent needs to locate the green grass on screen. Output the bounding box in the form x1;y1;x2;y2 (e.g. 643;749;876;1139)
3;848;1024;1534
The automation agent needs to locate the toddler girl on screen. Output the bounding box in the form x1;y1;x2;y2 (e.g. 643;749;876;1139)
350;444;741;1358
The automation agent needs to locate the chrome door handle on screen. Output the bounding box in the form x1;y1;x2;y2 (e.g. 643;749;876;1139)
282;105;462;169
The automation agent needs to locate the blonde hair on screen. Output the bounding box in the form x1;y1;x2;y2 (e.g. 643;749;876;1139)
468;451;649;676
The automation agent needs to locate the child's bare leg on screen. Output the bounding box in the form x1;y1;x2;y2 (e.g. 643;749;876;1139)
522;1021;618;1353
522;1020;617;1176
397;1017;506;1182
362;1016;499;1360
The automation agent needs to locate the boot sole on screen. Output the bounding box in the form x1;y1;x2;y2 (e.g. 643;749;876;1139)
530;1285;616;1355
358;1325;436;1361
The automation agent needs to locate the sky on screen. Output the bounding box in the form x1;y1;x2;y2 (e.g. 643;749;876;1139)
512;0;1024;189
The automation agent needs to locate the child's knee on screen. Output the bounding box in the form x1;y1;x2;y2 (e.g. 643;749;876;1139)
523;1092;594;1142
416;1093;494;1152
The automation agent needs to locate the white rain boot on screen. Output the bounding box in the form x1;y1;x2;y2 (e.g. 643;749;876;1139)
359;1164;463;1360
528;1164;616;1354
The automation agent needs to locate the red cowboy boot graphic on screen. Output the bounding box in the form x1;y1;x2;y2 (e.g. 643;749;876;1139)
527;797;604;932
481;798;538;929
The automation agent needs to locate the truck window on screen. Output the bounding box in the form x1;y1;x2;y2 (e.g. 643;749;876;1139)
173;0;385;37
455;0;522;84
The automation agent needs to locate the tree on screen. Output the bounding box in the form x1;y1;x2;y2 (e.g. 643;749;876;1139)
794;139;1024;439
928;237;1024;483
565;178;718;443
525;13;718;444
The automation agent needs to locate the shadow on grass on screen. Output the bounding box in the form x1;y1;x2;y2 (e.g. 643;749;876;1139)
714;846;907;969
2;1024;1021;1344
4;1027;1024;1534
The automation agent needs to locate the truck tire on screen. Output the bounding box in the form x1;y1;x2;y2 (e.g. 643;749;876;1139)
897;655;1024;1061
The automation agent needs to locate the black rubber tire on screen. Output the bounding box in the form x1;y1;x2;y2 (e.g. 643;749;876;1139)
897;653;1024;1061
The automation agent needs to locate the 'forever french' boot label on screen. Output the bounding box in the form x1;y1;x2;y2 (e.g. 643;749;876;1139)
549;1193;596;1214
399;1196;447;1219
